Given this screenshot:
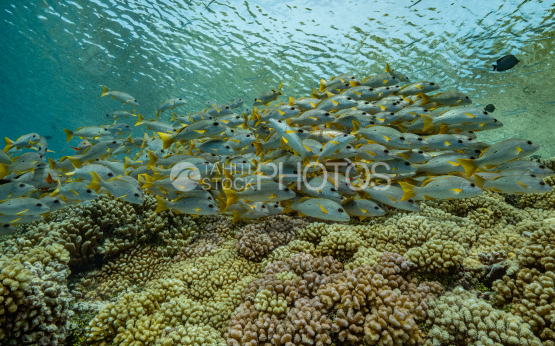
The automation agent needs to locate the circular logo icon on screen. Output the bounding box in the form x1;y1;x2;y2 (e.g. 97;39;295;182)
170;162;201;191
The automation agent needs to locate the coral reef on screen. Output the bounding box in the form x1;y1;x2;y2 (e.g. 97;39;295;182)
2;179;555;345
426;286;542;346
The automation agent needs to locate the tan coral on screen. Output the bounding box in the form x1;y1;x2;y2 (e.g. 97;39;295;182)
404;239;466;273
426;286;542;346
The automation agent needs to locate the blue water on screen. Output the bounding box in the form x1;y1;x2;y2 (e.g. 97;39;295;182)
1;0;554;157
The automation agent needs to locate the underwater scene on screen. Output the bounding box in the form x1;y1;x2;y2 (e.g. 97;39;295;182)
1;0;555;345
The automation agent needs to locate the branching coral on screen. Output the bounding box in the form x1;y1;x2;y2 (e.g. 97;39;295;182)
426;286;542;346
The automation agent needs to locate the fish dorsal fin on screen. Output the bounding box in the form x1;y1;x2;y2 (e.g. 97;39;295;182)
298;196;311;203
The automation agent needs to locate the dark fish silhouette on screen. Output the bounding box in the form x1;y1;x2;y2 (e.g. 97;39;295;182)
493;55;519;72
44;135;53;140
485;104;495;113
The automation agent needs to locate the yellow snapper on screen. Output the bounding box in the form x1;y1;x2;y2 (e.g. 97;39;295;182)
157;98;187;119
88;172;144;204
253;83;284;106
155;195;219;215
3;133;40;152
0;197;50;215
457;138;540;178
101;85;139;106
399;176;482;201
286;197;349;222
474;173;552;194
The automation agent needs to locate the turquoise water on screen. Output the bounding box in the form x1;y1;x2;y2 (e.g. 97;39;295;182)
1;0;554;157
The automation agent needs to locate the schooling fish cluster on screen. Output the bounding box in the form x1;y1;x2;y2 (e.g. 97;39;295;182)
0;64;552;232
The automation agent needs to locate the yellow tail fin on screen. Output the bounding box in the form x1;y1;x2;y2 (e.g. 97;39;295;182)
156;109;160;119
418;93;431;105
171;112;178;121
288;96;295;105
223;187;238;209
3;137;13;152
135;114;145;126
319;79;327;92
157;132;175;150
0;164;9;180
147;150;158;169
87;171;104;192
398;181;418;201
474;174;486;189
385;62;391;73
101;85;109;97
421;113;435;132
277;82;284;95
253;141;263;156
67;156;82;169
63;129;74;143
456;158;478;178
50;180;62;197
124;156;135;170
155;195;169;213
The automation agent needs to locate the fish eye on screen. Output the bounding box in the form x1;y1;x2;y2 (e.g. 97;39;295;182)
418;150;423;154
36;203;42;207
470;156;476;159
284;187;290;192
54;199;59;204
531;174;536;177
278;120;282;123
230;129;235;133
404;162;410;166
179;98;182;100
465;96;469;99
408;199;414;203
458;140;463;143
86;189;92;193
390;112;394;115
331;187;336;192
347;97;352;100
475;150;481;154
369;121;375;124
106;114;109;117
399;137;405;140
369;88;373;91
242;161;247;164
338;208;344;213
417;137;423;141
214;122;219;126
134;193;139;197
204;162;209;165
365;102;370;105
209;204;214;208
385;87;390;90
540;165;546;169
484;111;488;115
346;146;351;149
470;183;475;187
261;205;266;208
112;141;117;144
225;146;230;149
384;150;389;153
362;112;367;115
430;83;435;85
351;76;355;79
211;154;216;156
540;182;546;186
225;106;229;109
2;224;9;228
298;129;304;133
527;141;532;145
274;204;279;208
291;107;295;110
108;173;113;177
208;197;212;200
293;171;298;174
19;183;25;187
324;113;330;116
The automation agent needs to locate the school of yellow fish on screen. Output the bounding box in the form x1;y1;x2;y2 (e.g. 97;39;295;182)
1;63;552;233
